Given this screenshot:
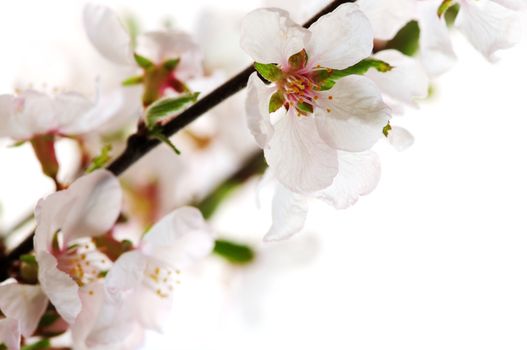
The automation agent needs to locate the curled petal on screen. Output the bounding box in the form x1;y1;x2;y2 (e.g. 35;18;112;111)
0;282;48;337
316;151;381;209
245;72;275;148
387;126;414;151
83;3;134;66
457;0;522;62
366;50;429;107
37;251;81;324
264;113;338;193
142;206;214;269
316;75;390;152
265;184;309;241
240;8;308;65
307;3;373;69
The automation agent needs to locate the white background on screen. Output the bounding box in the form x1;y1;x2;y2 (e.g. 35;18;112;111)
0;1;526;349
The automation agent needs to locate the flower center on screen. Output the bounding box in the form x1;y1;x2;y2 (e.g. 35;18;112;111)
144;261;181;299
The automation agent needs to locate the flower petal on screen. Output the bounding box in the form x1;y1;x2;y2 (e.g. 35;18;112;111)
0;282;48;337
457;0;521;62
315;75;390;152
265;113;339;193
265;184;309;241
37;251;81;324
141;206;214;269
104;251;147;302
417;1;457;76
306;3;373;69
366;49;429;107
240;8;308;65
0;318;21;350
54;91;97;135
356;0;416;40
136;31;203;79
387;126;414;151
0;95;25;139
490;0;527;10
83;3;134;66
316;151;381;209
245;72;276;148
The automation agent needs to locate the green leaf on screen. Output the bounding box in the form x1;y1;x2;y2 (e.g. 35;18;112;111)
269;91;285;113
385;20;420;57
383;123;392;137
134;53;154;69
288;49;308;70
149;126;181;155
86;144;112;173
163;58;180;71
145;92;200;128
254;62;283;82
198;181;238;219
8;140;25;148
437;0;455;18
122;75;144;86
213;239;255;265
330;58;393;79
21;339;50;350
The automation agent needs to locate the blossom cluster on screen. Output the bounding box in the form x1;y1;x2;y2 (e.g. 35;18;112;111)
0;0;524;348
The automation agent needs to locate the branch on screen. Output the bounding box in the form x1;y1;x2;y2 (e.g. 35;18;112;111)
0;0;355;279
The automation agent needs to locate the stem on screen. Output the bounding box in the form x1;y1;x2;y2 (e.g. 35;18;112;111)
0;0;355;280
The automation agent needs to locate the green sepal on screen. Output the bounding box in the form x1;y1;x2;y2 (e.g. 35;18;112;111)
134;53;154;69
148;126;181;155
269;91;285;113
163;58;180;71
8;140;25;148
122;75;144;86
20;254;37;265
444;3;460;27
254;62;283;82
385;20;420;57
20;254;38;284
21;339;50;350
86;144;112;173
145;92;200;128
288;49;308;70
383;123;392;137
437;0;455;18
213;239;255;265
296;102;313;115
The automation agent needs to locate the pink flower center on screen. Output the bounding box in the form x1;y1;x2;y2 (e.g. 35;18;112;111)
56;241;111;287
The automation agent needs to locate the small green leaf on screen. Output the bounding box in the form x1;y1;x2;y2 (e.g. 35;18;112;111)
8;140;25;148
385;20;420;57
134;53;154;69
330;58;393;79
288;49;308;70
254;62;283;82
86;144;112;173
213;239;255;265
122;75;144;86
437;0;455;18
145;92;200;128
149;126;181;155
163;58;180;71
21;339;50;350
269;91;285;113
20;254;37;265
383;123;392;137
296;102;313;114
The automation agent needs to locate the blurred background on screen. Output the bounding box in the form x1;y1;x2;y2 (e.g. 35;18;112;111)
0;1;526;349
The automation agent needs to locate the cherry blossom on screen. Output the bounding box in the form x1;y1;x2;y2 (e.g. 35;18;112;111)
241;4;390;193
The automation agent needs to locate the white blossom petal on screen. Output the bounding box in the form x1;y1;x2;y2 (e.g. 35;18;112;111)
0;95;26;139
316;75;390;152
104;251;147;302
356;0;416;40
387;126;414;151
83;3;134;66
265;184;309;241
307;3;373;69
265;113;338;193
0;318;21;350
54;92;96;135
245;72;276;147
418;1;457;76
141;206;214;269
490;0;527;10
37;251;81;324
366;50;429;107
457;0;522;61
316;151;381;209
240;8;308;65
0;282;48;337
